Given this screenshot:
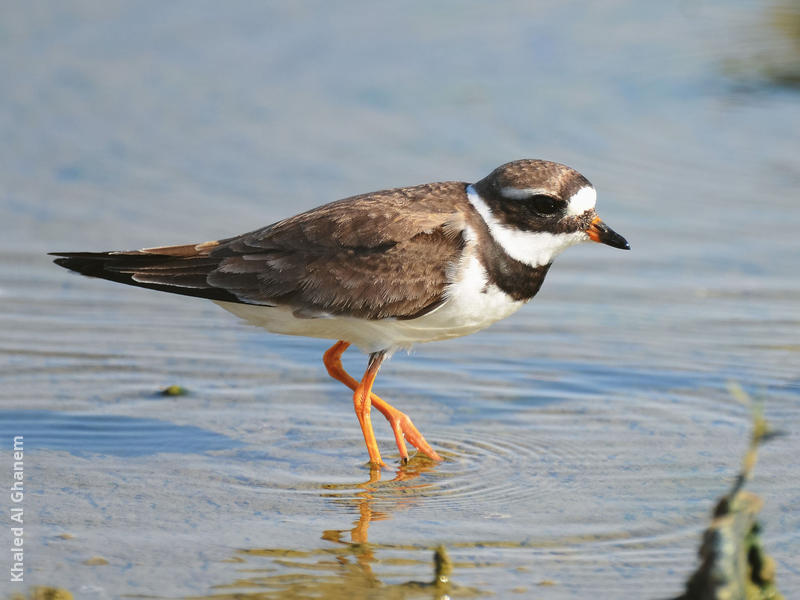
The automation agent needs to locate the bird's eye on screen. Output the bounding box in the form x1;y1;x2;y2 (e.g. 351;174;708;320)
528;195;561;216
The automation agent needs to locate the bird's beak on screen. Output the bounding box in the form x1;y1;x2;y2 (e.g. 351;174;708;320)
586;216;630;250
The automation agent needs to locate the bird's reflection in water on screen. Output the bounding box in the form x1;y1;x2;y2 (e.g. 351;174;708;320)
210;456;479;599
320;456;440;576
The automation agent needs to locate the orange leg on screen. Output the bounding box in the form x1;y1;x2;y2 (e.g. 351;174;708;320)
353;351;385;466
323;341;443;463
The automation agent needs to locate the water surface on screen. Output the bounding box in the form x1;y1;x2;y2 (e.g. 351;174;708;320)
1;1;798;598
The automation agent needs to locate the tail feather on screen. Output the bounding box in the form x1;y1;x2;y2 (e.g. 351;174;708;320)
50;245;243;303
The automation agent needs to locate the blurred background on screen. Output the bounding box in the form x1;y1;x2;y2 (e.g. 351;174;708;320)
1;1;798;598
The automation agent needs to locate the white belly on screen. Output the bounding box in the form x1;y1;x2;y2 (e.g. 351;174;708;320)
214;255;526;354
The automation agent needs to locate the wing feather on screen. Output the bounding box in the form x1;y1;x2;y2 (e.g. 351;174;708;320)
52;181;468;319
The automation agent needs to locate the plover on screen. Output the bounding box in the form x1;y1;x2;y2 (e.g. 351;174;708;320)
52;159;629;466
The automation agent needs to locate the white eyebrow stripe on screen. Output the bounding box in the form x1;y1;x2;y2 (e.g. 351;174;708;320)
566;185;596;216
499;186;550;200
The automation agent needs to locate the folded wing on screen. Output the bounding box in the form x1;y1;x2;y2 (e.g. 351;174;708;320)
51;182;467;320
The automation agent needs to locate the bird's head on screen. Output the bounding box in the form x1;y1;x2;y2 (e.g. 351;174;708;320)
469;159;629;267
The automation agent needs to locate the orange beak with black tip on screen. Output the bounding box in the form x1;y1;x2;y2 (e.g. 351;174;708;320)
587;216;630;250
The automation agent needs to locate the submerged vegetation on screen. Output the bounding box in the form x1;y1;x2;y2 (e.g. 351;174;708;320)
675;393;784;600
160;384;189;396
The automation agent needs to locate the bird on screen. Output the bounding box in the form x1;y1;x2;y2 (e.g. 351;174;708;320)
51;159;629;467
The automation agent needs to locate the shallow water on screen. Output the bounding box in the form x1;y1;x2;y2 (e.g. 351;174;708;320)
1;1;799;598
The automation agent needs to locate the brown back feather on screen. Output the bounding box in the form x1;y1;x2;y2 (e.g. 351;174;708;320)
51;182;469;320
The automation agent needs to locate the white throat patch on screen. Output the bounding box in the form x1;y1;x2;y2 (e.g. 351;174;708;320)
466;184;588;267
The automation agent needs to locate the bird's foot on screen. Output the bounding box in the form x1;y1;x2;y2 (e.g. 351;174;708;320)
384;409;443;462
